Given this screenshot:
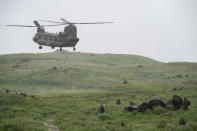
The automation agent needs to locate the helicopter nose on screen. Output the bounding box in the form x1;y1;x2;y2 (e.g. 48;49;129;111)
33;35;38;42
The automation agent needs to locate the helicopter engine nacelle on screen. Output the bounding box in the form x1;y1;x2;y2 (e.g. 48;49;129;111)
64;24;77;39
37;27;45;33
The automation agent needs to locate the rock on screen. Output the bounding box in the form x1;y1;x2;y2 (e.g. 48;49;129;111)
121;122;126;127
160;74;164;76
123;80;127;84
183;97;191;111
123;105;138;112
148;99;166;109
172;95;183;110
52;66;57;70
166;100;173;105
123;101;137;112
176;74;182;78
137;65;143;68
179;118;186;125
137;102;152;112
96;105;105;115
20;92;28;97
116;99;121;105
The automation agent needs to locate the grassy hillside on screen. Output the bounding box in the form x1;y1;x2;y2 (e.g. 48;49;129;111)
0;51;196;94
0;51;197;130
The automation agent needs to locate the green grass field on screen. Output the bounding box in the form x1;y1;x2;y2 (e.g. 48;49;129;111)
0;51;197;130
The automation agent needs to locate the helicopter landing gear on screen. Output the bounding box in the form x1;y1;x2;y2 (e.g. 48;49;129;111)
39;45;42;49
60;47;62;51
73;47;76;51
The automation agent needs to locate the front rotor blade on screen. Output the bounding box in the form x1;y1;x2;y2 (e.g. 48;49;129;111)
37;20;63;24
60;18;70;23
6;25;36;27
6;24;65;27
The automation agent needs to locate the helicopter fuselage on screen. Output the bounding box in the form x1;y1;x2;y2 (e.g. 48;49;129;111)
33;32;79;48
33;24;79;50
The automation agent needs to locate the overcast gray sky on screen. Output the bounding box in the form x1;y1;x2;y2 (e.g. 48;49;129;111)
0;0;197;62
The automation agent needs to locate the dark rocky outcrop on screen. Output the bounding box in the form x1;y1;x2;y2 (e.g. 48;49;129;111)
52;66;57;70
123;80;128;84
116;99;121;105
172;95;183;110
137;65;143;68
123;105;138;112
183;97;191;111
166;100;173;105
96;105;105;115
137;102;152;112
123;95;189;113
124;99;166;113
176;74;182;78
20;92;28;97
179;118;186;125
121;122;126;127
148;99;166;109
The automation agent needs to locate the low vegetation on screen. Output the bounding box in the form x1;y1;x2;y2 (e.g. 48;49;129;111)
0;51;197;130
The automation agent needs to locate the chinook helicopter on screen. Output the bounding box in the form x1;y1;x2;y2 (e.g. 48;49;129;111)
6;18;114;51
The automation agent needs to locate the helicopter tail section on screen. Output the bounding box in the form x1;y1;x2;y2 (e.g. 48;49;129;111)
64;24;77;39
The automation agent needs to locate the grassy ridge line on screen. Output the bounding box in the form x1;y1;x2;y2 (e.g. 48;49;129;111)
0;51;197;95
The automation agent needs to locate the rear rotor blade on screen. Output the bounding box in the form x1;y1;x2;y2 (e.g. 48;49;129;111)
43;23;65;27
6;25;36;27
72;22;115;24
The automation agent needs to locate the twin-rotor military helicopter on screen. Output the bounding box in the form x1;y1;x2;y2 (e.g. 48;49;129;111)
6;18;114;51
